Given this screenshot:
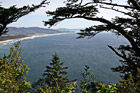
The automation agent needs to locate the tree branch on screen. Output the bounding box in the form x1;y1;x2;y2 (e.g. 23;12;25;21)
100;6;135;18
108;45;125;59
72;16;112;24
49;73;60;92
128;0;140;11
70;16;139;54
83;1;133;9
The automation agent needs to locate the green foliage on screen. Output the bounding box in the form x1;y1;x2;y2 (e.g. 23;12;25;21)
118;68;140;93
79;65;118;93
0;77;6;93
32;53;77;93
1;0;140;91
80;65;95;92
0;43;139;93
0;41;31;93
96;83;117;93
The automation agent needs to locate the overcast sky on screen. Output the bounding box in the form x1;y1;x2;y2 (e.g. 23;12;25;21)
1;0;127;29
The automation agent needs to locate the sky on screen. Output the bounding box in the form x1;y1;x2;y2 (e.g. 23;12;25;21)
1;0;127;29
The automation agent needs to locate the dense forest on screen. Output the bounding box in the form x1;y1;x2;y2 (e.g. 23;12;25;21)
0;0;140;93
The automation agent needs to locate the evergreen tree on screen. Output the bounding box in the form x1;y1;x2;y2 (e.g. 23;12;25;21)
33;53;77;93
0;0;47;35
43;53;72;90
0;41;31;92
44;0;140;82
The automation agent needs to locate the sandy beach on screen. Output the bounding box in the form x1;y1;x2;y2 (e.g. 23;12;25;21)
0;33;67;45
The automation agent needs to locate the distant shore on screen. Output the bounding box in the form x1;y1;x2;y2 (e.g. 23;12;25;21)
0;33;68;45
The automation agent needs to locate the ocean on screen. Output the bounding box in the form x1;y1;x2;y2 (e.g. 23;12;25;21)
0;32;129;83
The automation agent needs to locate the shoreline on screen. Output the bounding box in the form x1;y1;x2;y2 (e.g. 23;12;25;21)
0;33;68;45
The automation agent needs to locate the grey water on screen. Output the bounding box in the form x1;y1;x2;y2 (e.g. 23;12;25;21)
0;32;129;83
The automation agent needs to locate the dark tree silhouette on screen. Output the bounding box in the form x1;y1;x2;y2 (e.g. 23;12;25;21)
44;0;140;82
0;0;48;35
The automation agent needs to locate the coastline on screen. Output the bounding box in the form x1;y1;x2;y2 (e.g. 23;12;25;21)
0;33;68;45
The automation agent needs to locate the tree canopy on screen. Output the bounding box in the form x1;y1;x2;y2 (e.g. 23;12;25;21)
44;0;140;82
32;53;77;93
0;41;31;92
1;0;140;92
0;0;47;35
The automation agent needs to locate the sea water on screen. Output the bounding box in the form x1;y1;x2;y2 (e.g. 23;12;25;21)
0;32;129;83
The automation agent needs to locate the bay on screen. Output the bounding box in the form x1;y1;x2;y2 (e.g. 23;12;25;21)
0;32;129;83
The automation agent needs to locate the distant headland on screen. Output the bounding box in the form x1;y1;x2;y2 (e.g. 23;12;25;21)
0;27;79;45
